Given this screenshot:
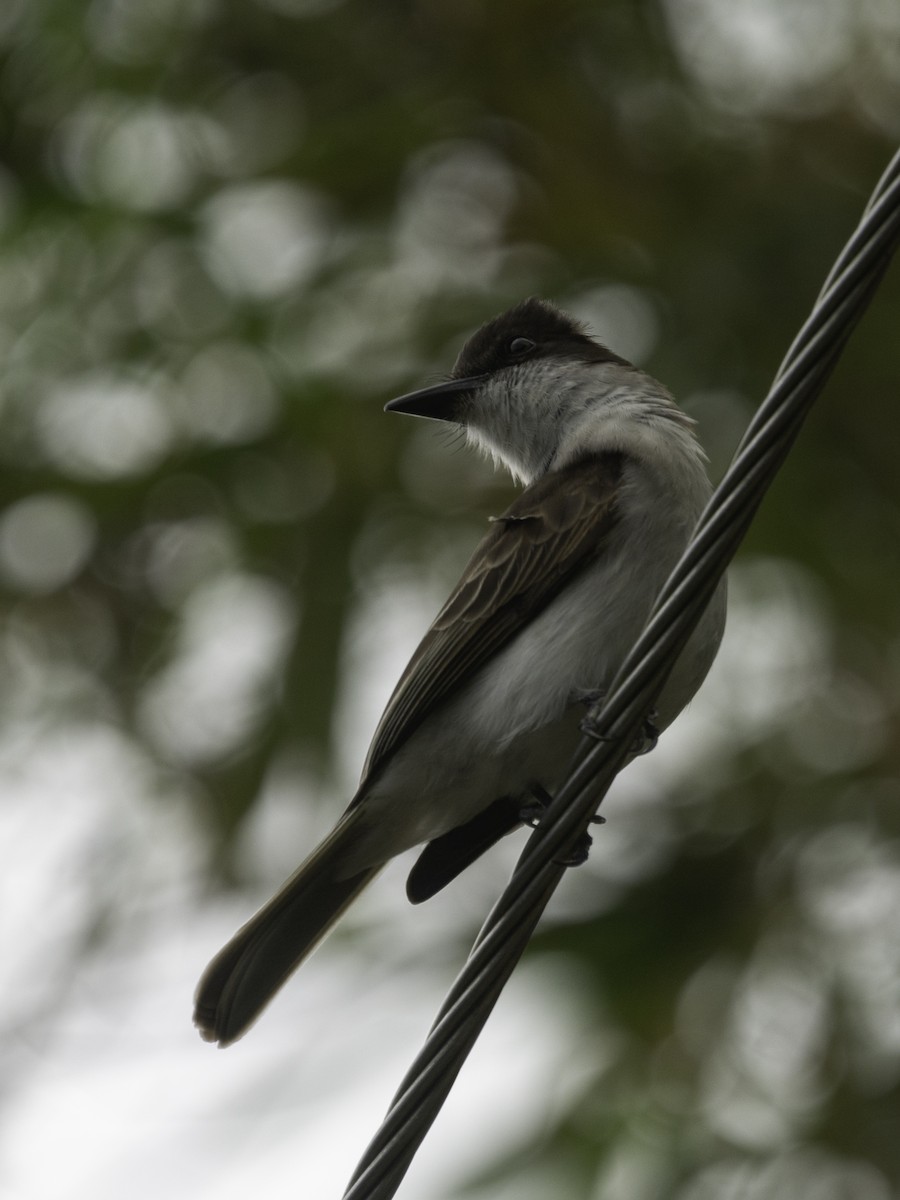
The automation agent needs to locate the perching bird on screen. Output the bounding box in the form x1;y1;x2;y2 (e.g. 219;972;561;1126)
194;297;726;1046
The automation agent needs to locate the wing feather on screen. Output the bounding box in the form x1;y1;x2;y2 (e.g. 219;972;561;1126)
360;452;624;784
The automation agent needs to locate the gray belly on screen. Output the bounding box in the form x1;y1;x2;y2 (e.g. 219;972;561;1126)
344;573;726;874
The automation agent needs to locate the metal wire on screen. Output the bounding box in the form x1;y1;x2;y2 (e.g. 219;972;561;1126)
343;147;900;1200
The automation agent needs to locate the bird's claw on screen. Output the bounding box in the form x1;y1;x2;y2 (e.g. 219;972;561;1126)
579;695;660;757
631;713;659;756
518;785;605;868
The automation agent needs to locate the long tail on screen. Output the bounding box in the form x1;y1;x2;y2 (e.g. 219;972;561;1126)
194;809;381;1047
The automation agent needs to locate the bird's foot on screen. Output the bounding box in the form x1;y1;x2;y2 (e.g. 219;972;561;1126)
519;784;605;868
631;711;659;756
577;691;660;757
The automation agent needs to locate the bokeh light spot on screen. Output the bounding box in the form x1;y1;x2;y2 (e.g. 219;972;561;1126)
0;493;96;593
37;373;174;479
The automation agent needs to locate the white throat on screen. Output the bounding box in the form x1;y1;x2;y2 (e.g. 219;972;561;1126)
465;359;705;484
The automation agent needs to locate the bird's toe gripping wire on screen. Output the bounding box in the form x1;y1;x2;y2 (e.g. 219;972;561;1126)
519;784;606;867
579;694;659;757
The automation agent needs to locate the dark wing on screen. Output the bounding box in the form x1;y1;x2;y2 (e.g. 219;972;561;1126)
359;451;624;787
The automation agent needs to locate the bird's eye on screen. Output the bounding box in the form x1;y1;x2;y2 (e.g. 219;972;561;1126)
508;336;536;356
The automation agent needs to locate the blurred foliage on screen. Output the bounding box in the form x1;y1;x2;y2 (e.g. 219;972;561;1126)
2;0;900;1196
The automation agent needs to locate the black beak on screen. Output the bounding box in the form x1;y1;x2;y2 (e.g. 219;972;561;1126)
384;375;486;423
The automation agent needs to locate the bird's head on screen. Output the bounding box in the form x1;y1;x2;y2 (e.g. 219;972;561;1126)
386;298;641;482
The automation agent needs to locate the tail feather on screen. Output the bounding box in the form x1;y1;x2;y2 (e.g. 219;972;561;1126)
194;812;382;1047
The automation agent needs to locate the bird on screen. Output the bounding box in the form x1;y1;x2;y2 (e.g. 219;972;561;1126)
194;296;727;1046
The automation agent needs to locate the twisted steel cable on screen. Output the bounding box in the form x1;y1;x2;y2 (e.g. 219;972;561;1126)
343;147;900;1200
